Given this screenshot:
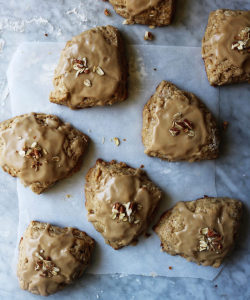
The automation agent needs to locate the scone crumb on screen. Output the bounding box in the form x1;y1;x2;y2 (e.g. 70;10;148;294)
102;137;105;144
144;31;154;41
104;9;111;16
113;137;120;146
222;121;229;130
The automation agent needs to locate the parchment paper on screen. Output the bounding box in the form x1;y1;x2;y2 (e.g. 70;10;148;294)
7;42;221;280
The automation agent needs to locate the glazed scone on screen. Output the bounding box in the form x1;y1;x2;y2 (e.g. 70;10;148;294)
17;221;95;296
202;9;250;86
142;81;220;162
109;0;175;26
50;25;128;109
154;197;243;267
85;159;162;249
0;113;88;194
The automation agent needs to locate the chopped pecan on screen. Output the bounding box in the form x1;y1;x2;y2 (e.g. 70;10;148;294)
232;27;250;51
170;113;195;137
183;119;193;129
169;127;180;136
111;202;141;224
198;227;223;253
34;251;60;277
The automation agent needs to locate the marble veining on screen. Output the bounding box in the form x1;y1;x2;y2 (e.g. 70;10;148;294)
0;0;250;299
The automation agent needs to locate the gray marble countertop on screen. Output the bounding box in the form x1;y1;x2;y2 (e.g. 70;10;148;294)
0;1;250;299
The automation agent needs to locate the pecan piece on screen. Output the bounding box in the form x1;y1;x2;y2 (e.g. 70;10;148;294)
169;127;180;136
183;119;193;129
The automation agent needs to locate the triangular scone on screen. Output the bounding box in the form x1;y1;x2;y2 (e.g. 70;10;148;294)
85;159;162;250
50;25;127;109
202;10;250;86
17;221;95;296
109;0;175;26
142;81;220;162
0;113;88;194
154;197;242;267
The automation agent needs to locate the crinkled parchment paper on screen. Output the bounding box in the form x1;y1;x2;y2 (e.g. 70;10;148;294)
7;43;221;280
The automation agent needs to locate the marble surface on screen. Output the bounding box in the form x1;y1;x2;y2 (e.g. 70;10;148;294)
0;0;249;299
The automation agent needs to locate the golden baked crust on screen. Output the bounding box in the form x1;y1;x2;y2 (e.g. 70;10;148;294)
0;113;88;194
109;0;175;26
85;159;162;249
142;81;220;162
202;9;250;86
50;25;128;109
154;197;243;268
17;221;95;296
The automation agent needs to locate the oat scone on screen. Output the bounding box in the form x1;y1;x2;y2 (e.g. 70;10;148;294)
154;197;243;267
109;0;175;26
50;25;128;109
202;9;250;86
142;81;220;162
85;159;162;250
17;221;95;296
0;113;88;194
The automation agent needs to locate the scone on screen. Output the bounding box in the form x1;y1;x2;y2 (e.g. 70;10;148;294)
17;221;95;296
109;0;175;26
142;81;220;162
50;25;128;109
85;159;162;249
154;197;242;267
202;9;250;86
0;113;88;194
